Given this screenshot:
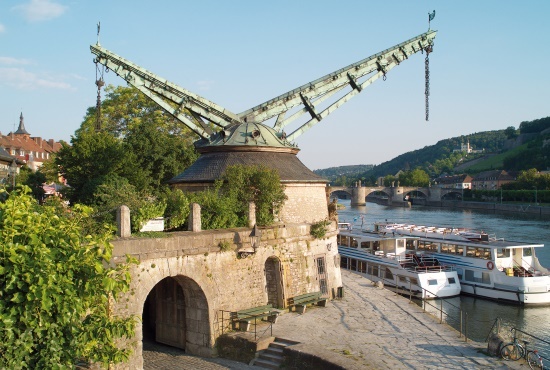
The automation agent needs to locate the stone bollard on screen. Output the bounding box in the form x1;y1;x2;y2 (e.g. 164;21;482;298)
188;203;201;232
117;205;131;237
248;201;256;228
375;281;384;289
487;333;505;357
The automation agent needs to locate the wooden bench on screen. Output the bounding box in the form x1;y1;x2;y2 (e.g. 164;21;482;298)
287;291;327;314
231;304;279;331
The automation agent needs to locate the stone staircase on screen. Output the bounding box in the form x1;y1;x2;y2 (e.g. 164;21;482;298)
251;338;298;369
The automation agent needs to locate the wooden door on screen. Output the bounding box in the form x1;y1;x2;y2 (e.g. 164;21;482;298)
155;278;186;349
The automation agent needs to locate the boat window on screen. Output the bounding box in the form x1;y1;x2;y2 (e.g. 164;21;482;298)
361;241;371;249
399;276;407;282
358;261;367;273
464;269;475;282
410;278;418;286
385;268;393;280
448;277;456;284
478;248;491;260
496;248;511;258
456;246;464;256
428;279;438;286
351;238;358;248
482;272;491;284
406;239;417;250
441;243;455;254
350;259;357;271
397;239;405;249
372;265;379;277
523;248;533;257
340;257;349;269
340;235;350;246
466;247;476;257
373;241;380;251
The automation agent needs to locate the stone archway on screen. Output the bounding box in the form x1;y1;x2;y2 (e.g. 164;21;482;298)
264;256;285;308
142;275;210;354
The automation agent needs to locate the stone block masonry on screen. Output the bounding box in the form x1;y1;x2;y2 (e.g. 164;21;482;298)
109;221;342;369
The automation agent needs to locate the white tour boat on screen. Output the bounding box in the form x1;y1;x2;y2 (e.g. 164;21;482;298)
375;222;550;305
337;223;461;299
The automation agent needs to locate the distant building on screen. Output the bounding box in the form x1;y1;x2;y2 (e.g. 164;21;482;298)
433;174;472;189
453;139;484;154
0;112;62;172
471;170;516;190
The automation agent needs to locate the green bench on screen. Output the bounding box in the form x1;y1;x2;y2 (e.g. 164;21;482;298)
231;304;280;331
287;291;328;314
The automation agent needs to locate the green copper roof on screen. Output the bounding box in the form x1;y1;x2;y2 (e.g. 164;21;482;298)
194;122;297;150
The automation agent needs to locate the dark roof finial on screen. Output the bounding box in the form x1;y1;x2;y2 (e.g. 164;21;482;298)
15;112;30;135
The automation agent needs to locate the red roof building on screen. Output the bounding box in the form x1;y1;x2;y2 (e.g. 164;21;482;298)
0;112;62;172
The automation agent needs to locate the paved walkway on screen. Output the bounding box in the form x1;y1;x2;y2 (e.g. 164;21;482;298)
144;270;524;369
271;270;524;370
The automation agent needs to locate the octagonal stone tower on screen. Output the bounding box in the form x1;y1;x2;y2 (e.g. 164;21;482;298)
168;122;328;224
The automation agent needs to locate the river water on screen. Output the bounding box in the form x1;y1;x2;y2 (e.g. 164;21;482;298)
337;199;550;355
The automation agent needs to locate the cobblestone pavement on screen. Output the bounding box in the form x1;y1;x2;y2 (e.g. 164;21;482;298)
143;341;256;370
143;270;524;369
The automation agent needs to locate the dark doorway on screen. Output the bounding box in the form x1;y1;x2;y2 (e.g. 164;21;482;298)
265;257;285;308
142;277;186;349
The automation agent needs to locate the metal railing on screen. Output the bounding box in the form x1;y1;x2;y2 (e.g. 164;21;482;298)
488;320;550;363
376;274;471;342
218;309;275;342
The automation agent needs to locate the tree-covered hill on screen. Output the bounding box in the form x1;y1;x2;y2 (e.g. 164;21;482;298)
319;115;549;186
313;164;374;181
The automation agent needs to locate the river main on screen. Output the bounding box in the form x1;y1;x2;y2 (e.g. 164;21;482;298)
337;199;550;353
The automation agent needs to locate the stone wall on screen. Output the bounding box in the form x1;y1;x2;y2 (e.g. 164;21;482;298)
280;184;329;223
110;222;341;369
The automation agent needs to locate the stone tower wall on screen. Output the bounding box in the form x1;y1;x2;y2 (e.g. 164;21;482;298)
280;183;329;223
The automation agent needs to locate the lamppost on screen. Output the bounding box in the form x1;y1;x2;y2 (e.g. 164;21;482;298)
250;224;262;253
9;160;17;188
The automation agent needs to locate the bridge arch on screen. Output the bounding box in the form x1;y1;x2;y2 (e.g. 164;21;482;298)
329;189;352;199
441;190;463;200
402;189;429;200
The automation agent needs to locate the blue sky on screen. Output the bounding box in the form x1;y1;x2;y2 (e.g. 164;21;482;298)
1;1;549;170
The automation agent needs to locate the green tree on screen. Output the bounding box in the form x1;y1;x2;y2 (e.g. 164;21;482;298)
398;169;430;187
219;165;287;226
0;187;136;369
504;126;518;139
55;85;198;205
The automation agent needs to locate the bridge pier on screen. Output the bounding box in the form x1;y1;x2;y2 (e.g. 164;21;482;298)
351;181;366;206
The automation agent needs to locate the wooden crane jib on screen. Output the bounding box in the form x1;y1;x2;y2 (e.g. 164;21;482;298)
90;30;436;143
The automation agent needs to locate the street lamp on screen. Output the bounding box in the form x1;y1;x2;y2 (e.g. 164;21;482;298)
250;224;262;253
9;160;17;188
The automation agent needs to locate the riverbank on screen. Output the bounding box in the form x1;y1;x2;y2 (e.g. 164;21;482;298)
369;198;550;217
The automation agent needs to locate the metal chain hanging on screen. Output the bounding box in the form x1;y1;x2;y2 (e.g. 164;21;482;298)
424;44;432;121
95;62;105;131
94;22;104;132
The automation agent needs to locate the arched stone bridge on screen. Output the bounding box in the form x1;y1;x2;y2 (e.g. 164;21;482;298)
329;184;463;205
